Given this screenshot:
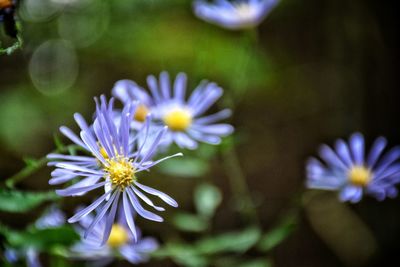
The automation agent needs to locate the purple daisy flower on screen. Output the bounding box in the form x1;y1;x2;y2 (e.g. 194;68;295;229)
306;132;400;202
4;206;65;267
48;96;181;243
112;72;234;150
4;248;42;267
35;205;66;229
193;0;279;30
71;209;158;265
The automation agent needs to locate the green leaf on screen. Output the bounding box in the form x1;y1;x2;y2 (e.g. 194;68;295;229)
197;144;219;160
257;215;296;251
7;226;79;250
238;259;273;267
194;183;222;218
0;189;59;213
153;243;209;267
0;222;79;251
172;212;209;232
158;157;209;178
196;227;261;254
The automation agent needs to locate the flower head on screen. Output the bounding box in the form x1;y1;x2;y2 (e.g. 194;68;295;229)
4;206;65;267
193;0;279;30
4;248;42;267
71;209;158;265
35;205;66;229
48;96;180;243
112;72;234;150
306;132;400;202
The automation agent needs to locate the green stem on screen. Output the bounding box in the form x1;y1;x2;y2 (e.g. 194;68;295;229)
221;145;259;225
4;144;82;188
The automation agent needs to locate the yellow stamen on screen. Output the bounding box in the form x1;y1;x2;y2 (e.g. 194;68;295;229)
348;166;372;187
0;0;12;9
104;157;135;190
99;146;108;159
163;108;192;131
134;104;149;122
107;224;129;248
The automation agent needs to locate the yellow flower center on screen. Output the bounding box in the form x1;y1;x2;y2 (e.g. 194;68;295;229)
163;108;192;131
348;166;372;187
0;0;12;8
107;224;129;248
134;104;149;122
104;157;135;190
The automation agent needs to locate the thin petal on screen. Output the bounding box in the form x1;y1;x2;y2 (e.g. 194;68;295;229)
367;136;387;167
135;182;178;207
56;181;107;197
84;190;119;239
191;123;234;136
131;187;165;211
126;188;163;222
59;126;87;149
319;144;347;170
334;139;353;167
194;109;232;124
123;191;137;242
68;190;113;223
349;132;364;166
160;71;171;99
173;132;198;150
173;72;187;102
101;191;120;245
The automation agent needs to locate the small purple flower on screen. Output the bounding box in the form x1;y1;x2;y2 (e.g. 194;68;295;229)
112;72;234;150
71;210;158;265
193;0;279;30
35;205;66;229
4;246;42;267
4;207;65;267
48;96;180;243
306;132;400;202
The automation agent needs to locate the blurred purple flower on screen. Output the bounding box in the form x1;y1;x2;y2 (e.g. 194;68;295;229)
35;205;66;229
112;72;234;150
48;96;180;243
193;0;279;30
4;207;65;267
71;209;158;265
4;248;42;267
306;132;400;202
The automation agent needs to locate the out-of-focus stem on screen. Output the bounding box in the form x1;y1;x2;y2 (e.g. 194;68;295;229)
222;145;259;225
4;144;81;188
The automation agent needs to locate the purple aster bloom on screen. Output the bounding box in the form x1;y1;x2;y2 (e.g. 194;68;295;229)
112;72;234;150
4;248;42;267
306;132;400;202
3;207;64;267
193;0;279;30
48;95;181;243
35;205;66;229
71;208;158;265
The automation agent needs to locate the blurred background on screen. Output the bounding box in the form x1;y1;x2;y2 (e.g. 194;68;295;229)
1;0;400;266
